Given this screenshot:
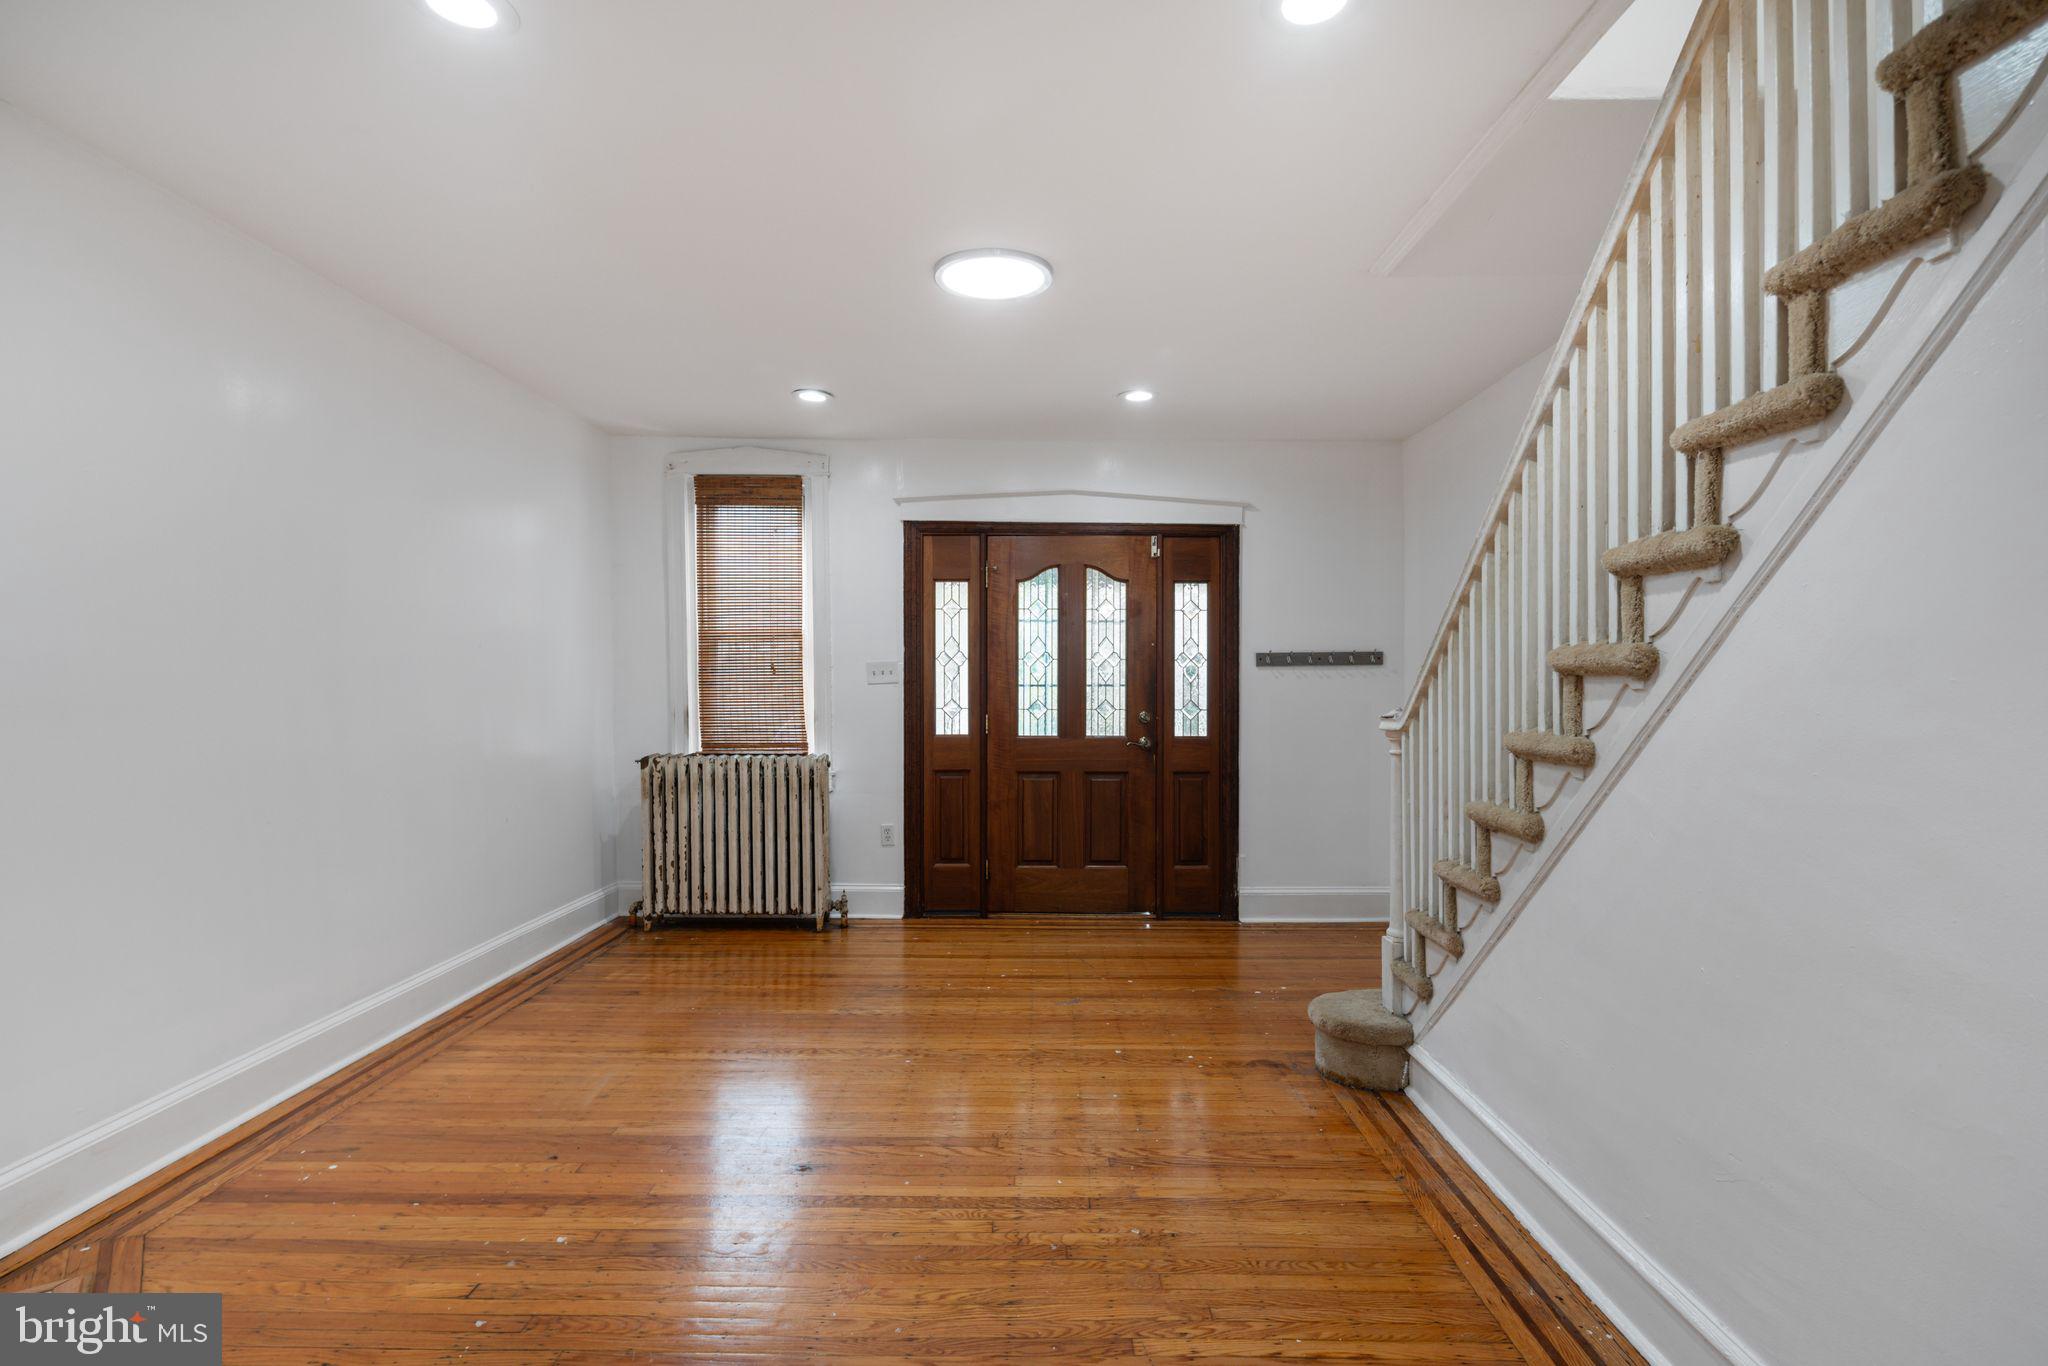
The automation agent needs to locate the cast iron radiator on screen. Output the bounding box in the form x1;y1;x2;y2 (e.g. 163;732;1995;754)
636;753;834;928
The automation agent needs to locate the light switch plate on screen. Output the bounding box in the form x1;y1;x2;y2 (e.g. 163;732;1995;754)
865;661;902;685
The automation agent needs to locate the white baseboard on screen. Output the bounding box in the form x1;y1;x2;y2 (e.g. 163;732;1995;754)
627;882;1381;922
1238;886;1389;922
610;879;904;920
1406;1049;1768;1366
835;883;905;919
0;884;620;1263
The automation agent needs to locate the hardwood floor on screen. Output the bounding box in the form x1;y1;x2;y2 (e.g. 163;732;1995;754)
2;919;1642;1363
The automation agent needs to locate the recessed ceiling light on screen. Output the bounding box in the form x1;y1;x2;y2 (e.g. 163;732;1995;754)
1121;389;1156;404
793;388;833;404
934;249;1054;301
421;0;518;32
1280;0;1348;24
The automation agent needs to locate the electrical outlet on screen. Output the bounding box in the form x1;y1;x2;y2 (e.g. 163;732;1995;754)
880;824;896;847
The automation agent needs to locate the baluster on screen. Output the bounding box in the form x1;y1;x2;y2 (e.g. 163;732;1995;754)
1461;601;1476;858
1675;76;1704;435
1603;258;1628;620
1794;0;1836;245
1649;153;1680;531
1830;0;1873;219
1505;479;1519;743
1702;11;1731;415
1543;396;1562;667
1482;546;1497;806
1760;0;1799;382
1523;458;1540;737
1731;0;1766;401
1625;212;1654;547
1436;680;1448;919
1565;349;1588;645
1870;0;1915;201
1534;425;1555;731
1495;518;1511;799
1446;625;1460;872
1473;557;1489;814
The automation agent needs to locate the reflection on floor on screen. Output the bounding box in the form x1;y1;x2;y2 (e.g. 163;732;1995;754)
1;917;1642;1362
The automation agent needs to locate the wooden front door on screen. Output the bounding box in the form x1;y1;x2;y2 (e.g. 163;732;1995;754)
987;534;1159;913
908;525;1236;918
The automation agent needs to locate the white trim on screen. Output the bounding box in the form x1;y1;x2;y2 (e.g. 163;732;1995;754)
1371;0;1638;276
895;487;1255;513
820;885;1386;923
1407;1049;1770;1366
0;884;622;1262
895;489;1249;526
834;883;906;919
1237;886;1389;922
664;447;832;757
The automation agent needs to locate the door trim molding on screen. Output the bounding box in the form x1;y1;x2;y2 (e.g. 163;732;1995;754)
902;521;1240;920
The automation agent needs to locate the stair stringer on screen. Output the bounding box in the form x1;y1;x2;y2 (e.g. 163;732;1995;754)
1403;92;2048;1037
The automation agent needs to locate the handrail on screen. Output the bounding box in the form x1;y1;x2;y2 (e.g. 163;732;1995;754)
1392;0;1731;734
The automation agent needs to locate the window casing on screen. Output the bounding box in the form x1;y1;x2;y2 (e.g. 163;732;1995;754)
671;454;831;753
688;472;812;754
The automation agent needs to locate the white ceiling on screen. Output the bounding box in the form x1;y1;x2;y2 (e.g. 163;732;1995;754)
0;1;1661;441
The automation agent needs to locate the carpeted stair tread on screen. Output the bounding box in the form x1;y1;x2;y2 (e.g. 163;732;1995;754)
1405;907;1465;958
1874;0;2048;92
1390;955;1435;1003
1549;641;1659;681
1309;989;1413;1091
1307;989;1416;1045
1602;524;1742;578
1464;801;1545;844
1764;166;1987;297
1505;729;1597;768
1669;372;1848;454
1434;858;1501;904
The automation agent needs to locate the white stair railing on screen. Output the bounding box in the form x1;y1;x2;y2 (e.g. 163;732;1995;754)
1382;0;2036;1019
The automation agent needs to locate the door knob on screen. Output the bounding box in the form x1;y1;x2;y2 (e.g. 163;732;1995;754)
1127;736;1154;750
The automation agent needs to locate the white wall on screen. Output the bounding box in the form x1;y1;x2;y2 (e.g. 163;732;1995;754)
609;436;1405;920
1399;349;1551;690
1417;210;2048;1365
0;108;616;1253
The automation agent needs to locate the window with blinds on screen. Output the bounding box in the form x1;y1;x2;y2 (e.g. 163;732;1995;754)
693;474;809;754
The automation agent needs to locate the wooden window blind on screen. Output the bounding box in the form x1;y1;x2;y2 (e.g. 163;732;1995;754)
693;475;809;754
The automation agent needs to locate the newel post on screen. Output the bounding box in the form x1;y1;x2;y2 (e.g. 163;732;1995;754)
1380;711;1408;1014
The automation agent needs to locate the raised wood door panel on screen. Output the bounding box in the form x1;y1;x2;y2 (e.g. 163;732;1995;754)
919;534;984;911
987;535;1159;913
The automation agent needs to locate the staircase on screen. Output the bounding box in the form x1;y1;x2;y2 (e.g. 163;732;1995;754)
1315;0;2048;1081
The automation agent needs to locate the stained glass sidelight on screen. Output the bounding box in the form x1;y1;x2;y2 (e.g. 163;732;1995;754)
934;581;969;735
1174;581;1209;737
1085;569;1128;737
1017;567;1059;737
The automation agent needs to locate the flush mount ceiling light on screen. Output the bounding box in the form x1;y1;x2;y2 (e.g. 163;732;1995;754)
1280;0;1348;24
934;249;1054;301
793;388;834;404
1120;389;1156;404
420;0;519;32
